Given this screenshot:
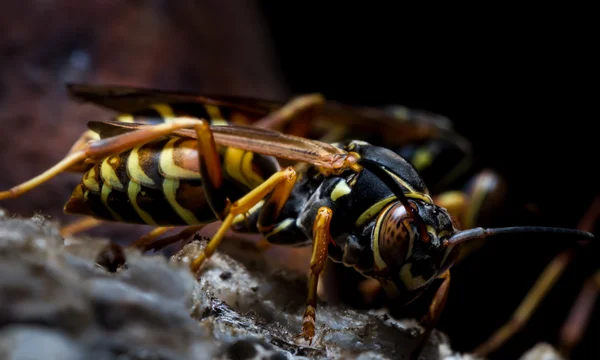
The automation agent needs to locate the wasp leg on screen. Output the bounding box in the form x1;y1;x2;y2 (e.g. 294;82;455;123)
472;249;575;357
433;191;468;225
434;169;506;262
300;206;333;344
559;270;600;356
0;118;217;201
474;195;599;357
410;271;451;360
63;130;101;173
128;226;177;250
190;167;297;273
135;226;206;253
60;217;105;237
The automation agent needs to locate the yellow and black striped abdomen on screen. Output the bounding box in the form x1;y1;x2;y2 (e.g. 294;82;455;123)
64;137;218;226
64;133;281;226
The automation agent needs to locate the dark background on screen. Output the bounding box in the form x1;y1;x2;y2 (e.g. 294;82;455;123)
0;2;596;359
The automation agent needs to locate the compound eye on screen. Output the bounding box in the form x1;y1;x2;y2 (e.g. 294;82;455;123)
377;203;413;267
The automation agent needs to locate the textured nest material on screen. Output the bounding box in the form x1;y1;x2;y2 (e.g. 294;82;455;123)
0;209;564;360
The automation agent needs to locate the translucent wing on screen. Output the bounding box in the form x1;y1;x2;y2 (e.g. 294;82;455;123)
87;120;348;169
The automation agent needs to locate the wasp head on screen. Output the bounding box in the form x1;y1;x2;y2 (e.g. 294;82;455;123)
373;199;461;301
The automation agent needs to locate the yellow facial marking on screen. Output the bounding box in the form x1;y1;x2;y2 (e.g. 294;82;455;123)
100;157;124;191
127;181;156;225
159;138;202;179
162;178;201;225
399;263;427;291
127;146;156;188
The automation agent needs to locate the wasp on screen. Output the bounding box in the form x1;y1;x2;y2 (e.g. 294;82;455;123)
0;84;594;359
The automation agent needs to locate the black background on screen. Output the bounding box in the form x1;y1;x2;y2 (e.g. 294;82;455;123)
259;4;597;359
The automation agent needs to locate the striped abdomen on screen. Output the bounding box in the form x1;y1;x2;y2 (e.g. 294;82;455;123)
64;135;280;226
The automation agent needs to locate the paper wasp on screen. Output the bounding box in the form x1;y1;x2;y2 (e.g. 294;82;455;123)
0;84;594;359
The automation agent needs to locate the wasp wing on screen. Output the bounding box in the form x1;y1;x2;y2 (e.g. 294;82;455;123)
67;83;282;116
88;120;347;169
317;101;451;145
69;83;460;148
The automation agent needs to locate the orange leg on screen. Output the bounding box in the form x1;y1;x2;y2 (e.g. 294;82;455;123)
134;226;206;253
60;216;105;237
190;167;297;273
472;249;575;357
473;195;599;357
300;206;333;344
128;226;176;250
559;270;600;356
410;271;451;360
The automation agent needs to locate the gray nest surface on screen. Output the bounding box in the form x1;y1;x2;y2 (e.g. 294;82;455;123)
0;209;562;360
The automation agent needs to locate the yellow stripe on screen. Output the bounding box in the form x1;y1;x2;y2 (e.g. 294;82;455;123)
330;181;351;201
204;104;229;126
406;192;433;204
265;218;295;239
159;138;202;179
117;113;134;123
383;168;429;198
152;104;176;122
224;147;252;188
100;185;123;222
355;196;396;227
100;157;124;191
163;178;200;225
241;150;265;189
83;166;100;193
127;181;156;225
127;146;156;188
211;119;229;126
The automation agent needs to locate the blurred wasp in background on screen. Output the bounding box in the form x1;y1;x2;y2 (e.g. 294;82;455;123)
0;84;595;359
